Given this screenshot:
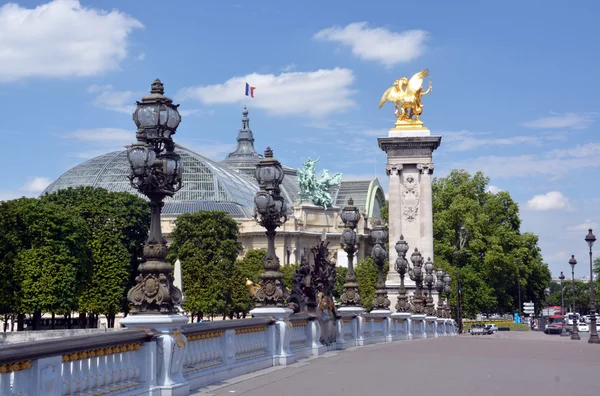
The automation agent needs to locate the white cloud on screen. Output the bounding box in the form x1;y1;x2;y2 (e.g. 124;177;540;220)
63;128;132;145
526;191;571;211
486;185;503;194
566;220;598;232
0;177;53;201
452;143;600;179
87;84;141;114
522;112;597;129
314;22;428;67
0;0;143;82
136;52;146;61
441;130;563;152
179;141;236;161
281;64;296;72
177;68;356;118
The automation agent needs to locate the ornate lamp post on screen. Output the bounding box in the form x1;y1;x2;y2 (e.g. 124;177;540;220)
424;257;435;316
585;229;599;344
370;220;390;310
340;198;362;308
394;236;411;312
559;271;566;316
124;79;184;316
435;268;445;317
252;148;288;308
443;272;452;318
569;255;580;341
408;248;425;314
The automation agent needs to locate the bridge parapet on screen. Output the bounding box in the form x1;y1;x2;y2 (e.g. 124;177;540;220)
0;315;457;395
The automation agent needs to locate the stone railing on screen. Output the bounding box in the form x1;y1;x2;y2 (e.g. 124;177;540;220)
0;328;154;396
0;313;456;395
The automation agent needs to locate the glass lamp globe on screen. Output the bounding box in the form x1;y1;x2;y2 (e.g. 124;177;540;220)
133;79;181;140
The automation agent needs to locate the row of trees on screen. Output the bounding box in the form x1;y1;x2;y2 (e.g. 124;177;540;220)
0;186;149;330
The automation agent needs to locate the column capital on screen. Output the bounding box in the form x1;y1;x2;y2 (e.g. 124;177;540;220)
386;163;403;176
417;163;435;175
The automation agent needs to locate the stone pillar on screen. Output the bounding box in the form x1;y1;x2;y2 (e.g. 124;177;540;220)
379;132;442;309
417;163;435;262
385;163;402;285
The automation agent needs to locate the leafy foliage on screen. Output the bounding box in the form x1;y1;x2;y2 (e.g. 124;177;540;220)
167;211;241;319
355;258;388;312
281;263;300;291
333;267;348;299
432;170;551;318
2;198;91;317
380;200;389;225
42;187;149;319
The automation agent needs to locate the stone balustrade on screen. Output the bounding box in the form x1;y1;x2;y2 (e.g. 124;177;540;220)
0;314;457;395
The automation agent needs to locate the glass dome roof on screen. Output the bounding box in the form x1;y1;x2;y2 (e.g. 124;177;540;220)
42;144;259;218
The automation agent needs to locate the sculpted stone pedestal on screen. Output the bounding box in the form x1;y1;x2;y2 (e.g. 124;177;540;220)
410;314;426;339
120;314;190;396
379;128;441;309
391;312;412;340
425;316;438;338
250;307;295;365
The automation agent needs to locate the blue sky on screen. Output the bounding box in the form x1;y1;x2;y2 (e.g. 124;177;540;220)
0;0;599;278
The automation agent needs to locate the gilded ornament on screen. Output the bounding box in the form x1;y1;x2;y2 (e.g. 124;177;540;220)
379;69;432;129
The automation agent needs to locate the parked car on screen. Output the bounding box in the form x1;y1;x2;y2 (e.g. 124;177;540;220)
578;322;590;332
469;324;487;335
485;324;499;334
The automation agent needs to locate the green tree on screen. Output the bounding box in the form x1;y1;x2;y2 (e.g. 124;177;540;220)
229;249;266;319
380;200;389;225
167;211;241;320
432;170;551;318
237;249;266;284
333;267;348;299
42;187;149;327
281;263;299;291
355;258;388;312
3;198;91;329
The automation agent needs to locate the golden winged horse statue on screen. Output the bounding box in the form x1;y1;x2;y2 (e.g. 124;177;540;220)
379;69;432;123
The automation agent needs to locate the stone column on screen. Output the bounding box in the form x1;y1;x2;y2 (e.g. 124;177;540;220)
417;163;434;262
385;163;402;285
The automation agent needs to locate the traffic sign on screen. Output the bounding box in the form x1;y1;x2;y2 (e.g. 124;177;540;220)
523;302;534;307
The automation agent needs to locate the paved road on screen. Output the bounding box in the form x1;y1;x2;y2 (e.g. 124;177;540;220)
193;332;600;396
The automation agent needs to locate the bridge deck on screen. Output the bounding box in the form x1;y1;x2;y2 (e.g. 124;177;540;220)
193;332;598;396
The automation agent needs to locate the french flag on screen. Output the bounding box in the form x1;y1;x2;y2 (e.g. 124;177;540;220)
245;82;256;98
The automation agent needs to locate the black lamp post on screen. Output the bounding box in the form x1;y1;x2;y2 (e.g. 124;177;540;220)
394;236;411;312
125;79;184;315
424;257;435;316
340;198;362;307
443;273;451;318
252;148;288;307
435;268;445;317
408;248;425;314
559;271;566;316
370;220;390;310
569;255;580;341
585;229;599;344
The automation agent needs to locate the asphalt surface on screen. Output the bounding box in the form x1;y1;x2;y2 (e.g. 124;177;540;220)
192;331;600;396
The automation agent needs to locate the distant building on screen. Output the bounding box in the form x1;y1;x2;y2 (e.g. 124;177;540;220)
42;107;386;266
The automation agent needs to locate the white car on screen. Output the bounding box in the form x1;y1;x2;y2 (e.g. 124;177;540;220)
578;322;590;332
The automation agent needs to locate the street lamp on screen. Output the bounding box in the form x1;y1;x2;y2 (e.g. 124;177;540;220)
585;229;599;344
370;220;390;310
125;79;183;315
443;272;452;318
559;271;566;316
569;255;580;341
252;147;288;307
408;248;425;314
394;236;411;312
424;257;435;316
340;198;362;307
435;268;445;317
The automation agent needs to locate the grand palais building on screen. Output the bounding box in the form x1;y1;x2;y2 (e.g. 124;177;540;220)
42;108;386;267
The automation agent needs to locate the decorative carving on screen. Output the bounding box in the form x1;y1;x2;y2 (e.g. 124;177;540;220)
385;163;403;176
62;343;141;362
379;69;432;125
235;326;268;334
0;360;31;373
288;249;313;313
417;163;435;175
186;331;223;341
401;173;420;223
172;329;186;349
385;148;433;157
